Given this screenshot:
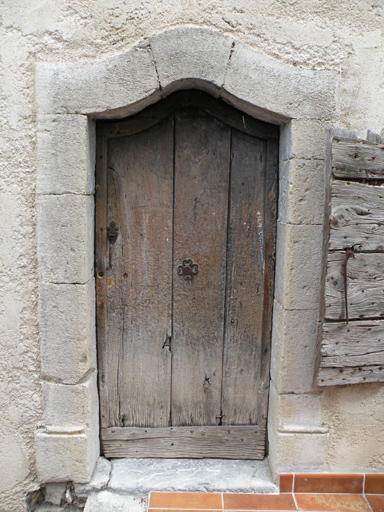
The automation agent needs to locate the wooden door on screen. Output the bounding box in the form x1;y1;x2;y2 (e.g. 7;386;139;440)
96;91;279;459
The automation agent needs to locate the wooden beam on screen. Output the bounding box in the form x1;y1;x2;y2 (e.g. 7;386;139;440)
102;425;265;459
332;139;384;180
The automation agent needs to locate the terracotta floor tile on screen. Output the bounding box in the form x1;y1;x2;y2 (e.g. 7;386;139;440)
294;493;371;512
149;510;219;512
294;474;363;494
365;475;384;494
280;474;294;493
223;493;296;511
149;492;222;510
366;494;384;512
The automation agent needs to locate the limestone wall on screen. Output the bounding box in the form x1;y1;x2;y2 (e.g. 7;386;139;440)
1;2;383;510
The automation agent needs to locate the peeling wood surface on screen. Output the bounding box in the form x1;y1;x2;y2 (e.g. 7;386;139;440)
325;252;384;321
332;139;384;180
329;180;384;251
102;425;266;459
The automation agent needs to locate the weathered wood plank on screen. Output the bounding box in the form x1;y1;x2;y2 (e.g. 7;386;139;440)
325;251;384;321
102;118;174;428
102;425;265;459
318;322;384;385
222;130;266;426
95;133;110;429
329;180;384;251
320;321;384;366
258;137;278;427
332;138;384;180
172;108;231;426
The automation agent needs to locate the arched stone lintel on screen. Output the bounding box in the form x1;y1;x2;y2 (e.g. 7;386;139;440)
36;25;338;124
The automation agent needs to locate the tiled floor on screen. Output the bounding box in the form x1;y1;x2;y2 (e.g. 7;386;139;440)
149;491;384;512
148;474;384;512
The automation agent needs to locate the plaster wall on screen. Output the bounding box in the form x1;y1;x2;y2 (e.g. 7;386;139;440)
1;2;384;510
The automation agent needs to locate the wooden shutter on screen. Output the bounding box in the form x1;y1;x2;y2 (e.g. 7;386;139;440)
317;133;384;386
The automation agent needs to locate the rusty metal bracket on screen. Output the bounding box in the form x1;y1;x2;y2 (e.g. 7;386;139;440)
107;221;119;268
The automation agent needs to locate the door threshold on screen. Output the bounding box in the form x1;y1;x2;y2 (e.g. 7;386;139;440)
75;456;278;497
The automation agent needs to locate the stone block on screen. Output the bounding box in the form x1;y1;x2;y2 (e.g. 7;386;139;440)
45;483;67;505
150;26;233;95
268;430;329;475
274;222;323;310
43;371;98;428
37;115;95;195
40;281;96;384
74;457;111;499
268;382;324;432
36;43;159;116
224;41;337;120
279;158;325;225
37;194;94;283
270;302;318;393
35;422;99;483
108;458;276;494
280;119;329;161
84;492;147;512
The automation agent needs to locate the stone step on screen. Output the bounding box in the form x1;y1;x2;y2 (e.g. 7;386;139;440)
80;457;278;511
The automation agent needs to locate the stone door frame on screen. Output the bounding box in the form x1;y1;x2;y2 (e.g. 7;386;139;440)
35;25;337;483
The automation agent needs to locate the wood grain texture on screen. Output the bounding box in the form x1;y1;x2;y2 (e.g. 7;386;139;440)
325;251;384;321
329;180;384;251
221;130;266;426
332;138;384;180
102;425;266;459
101;118;174;428
171;108;230;426
318;321;384;385
258;138;278;426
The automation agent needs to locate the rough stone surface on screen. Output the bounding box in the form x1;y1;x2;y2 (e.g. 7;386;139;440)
44;482;67;506
43;371;98;427
224;41;338;120
269;383;325;433
75;457;111;499
37;195;94;284
270;302;318;394
150;26;233;94
36;44;159;117
278;158;325;225
37;115;95;195
40;281;96;384
35;421;99;483
274;222;323;310
84;492;147;512
108;458;277;494
280;119;330;161
268;431;329;474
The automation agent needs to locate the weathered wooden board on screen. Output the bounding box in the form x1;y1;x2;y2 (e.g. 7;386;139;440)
325;251;384;321
258;138;278;426
102;425;266;459
332;138;384;180
222;130;266;426
329;180;384;251
171;108;230;426
101;118;174;428
318;321;384;385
